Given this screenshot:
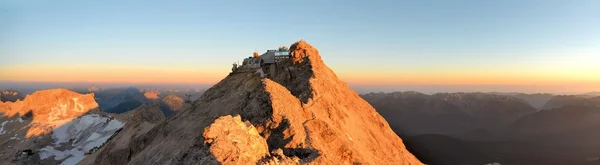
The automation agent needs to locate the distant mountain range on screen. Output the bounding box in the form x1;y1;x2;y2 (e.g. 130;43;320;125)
69;87;198;116
361;91;536;138
0;89;25;102
542;95;600;110
363;91;600;165
93;87;148;114
583;91;600;96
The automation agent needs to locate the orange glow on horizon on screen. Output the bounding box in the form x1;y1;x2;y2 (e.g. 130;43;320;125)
2;64;599;90
1;65;228;84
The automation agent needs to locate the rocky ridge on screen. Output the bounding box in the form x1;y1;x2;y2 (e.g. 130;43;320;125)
84;40;422;165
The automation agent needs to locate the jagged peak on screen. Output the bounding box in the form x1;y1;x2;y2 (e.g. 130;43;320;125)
130;102;166;123
289;40;322;65
289;40;314;51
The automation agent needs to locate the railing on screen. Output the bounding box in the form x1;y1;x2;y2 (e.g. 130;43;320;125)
275;55;290;60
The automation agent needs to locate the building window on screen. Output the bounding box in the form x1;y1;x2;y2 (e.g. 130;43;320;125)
275;51;289;56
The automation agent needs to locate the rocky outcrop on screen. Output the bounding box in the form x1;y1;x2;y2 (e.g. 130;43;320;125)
89;40;421;165
203;115;272;164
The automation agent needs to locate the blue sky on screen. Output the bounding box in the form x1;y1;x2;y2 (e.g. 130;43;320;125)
1;0;599;93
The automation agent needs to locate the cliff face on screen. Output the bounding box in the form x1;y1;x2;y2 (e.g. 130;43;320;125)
87;40;421;165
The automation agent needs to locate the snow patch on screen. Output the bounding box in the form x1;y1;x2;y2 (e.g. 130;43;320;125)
86;133;102;142
39;114;124;165
484;163;502;165
39;146;75;160
0;120;8;134
83;134;112;151
39;146;86;165
102;119;124;132
10;133;19;140
52;114;109;145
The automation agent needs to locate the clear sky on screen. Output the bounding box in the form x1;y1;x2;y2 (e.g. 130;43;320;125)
1;0;599;93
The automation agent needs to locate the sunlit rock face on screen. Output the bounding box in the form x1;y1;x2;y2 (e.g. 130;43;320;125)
203;115;271;164
143;90;161;100
0;88;124;165
0;88;99;137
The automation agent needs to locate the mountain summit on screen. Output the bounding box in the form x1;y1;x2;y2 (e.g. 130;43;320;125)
0;88;124;164
0;88;99;137
87;40;421;165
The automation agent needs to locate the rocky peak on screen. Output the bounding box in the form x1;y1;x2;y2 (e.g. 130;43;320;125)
143;90;161;100
130;102;166;124
289;40;321;65
87;40;421;165
268;40;344;104
0;88;99;137
161;95;184;112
